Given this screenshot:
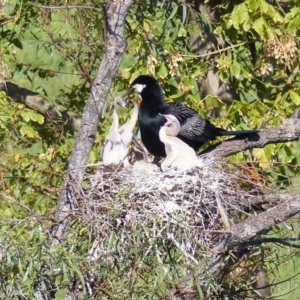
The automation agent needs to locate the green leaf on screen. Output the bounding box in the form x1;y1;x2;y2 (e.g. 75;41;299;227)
67;261;86;291
289;90;300;105
20;110;44;124
260;0;270;14
252;148;270;169
252;17;274;39
157;63;168;79
214;26;223;35
20;110;31;122
3;1;16;16
177;26;187;37
205;95;224;110
167;5;179;21
242;19;251;32
168;92;184;100
187;24;201;35
89;148;98;163
230;60;241;79
273;11;284;24
181;4;187;24
248;0;259;12
278;144;293;163
20;124;40;138
252;18;265;37
35;113;44;124
120;53;136;69
171;21;180;41
231;3;248;29
27;141;44;156
54;289;68;300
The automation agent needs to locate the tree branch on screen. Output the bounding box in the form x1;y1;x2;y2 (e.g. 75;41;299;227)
0;81;82;131
50;0;134;244
201;107;300;159
169;191;300;297
30;2;102;12
229;193;300;248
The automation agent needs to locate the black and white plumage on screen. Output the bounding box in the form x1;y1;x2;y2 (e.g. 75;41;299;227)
131;75;258;157
100;102;139;167
159;114;204;171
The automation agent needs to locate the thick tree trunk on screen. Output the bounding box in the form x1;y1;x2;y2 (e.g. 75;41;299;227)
50;0;134;244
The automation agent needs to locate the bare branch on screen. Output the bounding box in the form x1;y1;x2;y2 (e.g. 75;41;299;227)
51;0;134;243
0;81;81;131
169;191;300;297
30;2;102;12
201;107;300;159
182;41;248;58
244;237;300;249
229;193;300;248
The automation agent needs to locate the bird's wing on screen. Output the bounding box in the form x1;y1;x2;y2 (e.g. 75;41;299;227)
101;139;128;166
180;116;222;141
166;102;196;122
167;102;222;142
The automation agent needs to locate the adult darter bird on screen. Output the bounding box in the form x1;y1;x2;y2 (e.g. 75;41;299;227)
131;75;258;158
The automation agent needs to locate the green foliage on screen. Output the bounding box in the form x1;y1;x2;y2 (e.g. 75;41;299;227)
0;92;73;297
0;0;300;298
268;221;300;298
0;91;70;203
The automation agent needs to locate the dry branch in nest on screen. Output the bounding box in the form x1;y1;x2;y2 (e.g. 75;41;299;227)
77;162;270;270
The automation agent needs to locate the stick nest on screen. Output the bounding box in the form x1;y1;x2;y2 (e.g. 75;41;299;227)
77;161;267;267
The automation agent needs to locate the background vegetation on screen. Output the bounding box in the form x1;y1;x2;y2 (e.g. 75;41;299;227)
0;0;299;298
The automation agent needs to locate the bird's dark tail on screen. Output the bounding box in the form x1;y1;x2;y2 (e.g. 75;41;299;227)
218;129;259;136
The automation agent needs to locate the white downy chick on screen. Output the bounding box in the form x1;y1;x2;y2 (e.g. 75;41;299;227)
100;110;128;167
100;102;139;167
159;114;204;172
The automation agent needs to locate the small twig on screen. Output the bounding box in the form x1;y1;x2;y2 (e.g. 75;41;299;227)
215;193;231;230
30;2;102;12
181;42;247;58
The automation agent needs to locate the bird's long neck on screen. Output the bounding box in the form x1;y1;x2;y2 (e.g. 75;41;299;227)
124;101;139;132
159;128;178;144
140;83;166;113
106;110;120;141
111;111;119;133
159;127;168;143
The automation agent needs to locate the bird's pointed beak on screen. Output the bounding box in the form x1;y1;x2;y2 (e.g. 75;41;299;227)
121;86;143;106
137;95;142;106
